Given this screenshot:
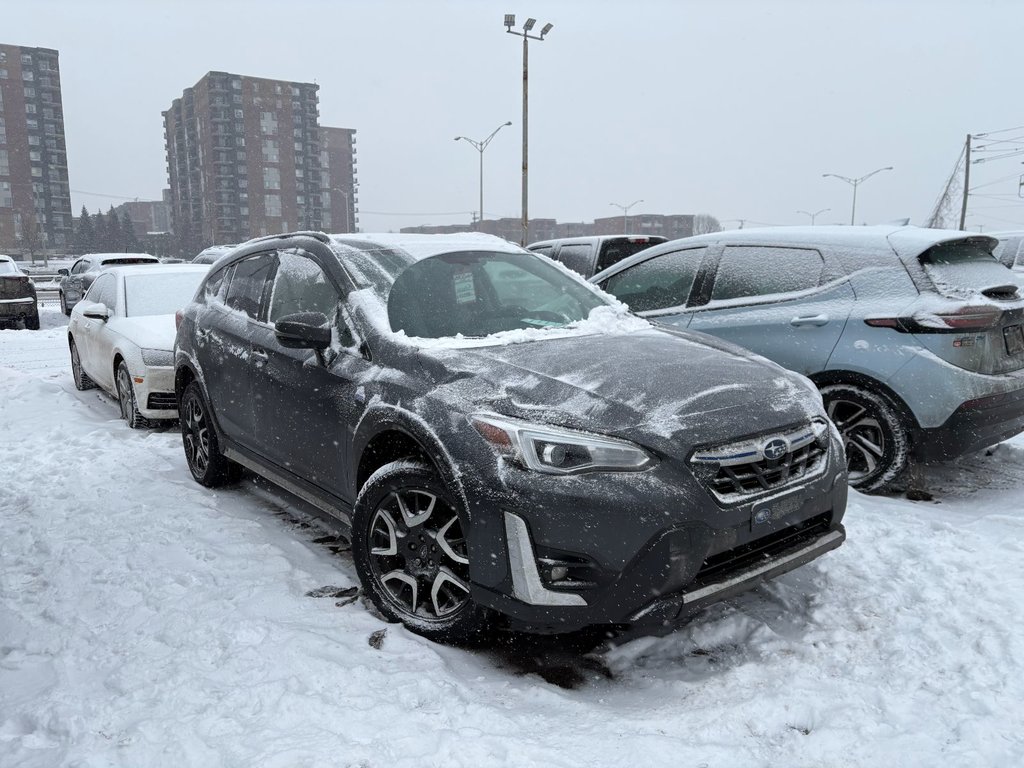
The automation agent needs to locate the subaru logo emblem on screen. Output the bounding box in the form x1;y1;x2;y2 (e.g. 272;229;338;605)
763;438;788;461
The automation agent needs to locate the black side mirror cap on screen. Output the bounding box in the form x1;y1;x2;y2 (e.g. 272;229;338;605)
274;311;332;350
58;268;69;276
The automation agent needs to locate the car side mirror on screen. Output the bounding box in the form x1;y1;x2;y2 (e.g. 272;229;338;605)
80;301;110;321
274;311;332;350
58;268;69;276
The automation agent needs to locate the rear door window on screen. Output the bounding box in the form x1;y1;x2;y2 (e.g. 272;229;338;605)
554;244;594;276
595;237;665;273
223;252;276;319
601;247;707;312
711;246;825;301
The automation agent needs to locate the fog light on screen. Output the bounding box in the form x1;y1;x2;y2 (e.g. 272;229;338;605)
550;566;569;581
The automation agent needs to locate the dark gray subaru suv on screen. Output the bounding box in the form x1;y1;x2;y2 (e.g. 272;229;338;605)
174;231;847;643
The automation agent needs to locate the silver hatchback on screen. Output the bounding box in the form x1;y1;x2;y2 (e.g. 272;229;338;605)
592;225;1024;492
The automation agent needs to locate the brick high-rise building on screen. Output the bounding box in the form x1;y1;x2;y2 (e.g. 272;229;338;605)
0;44;73;254
163;71;323;252
320;126;358;233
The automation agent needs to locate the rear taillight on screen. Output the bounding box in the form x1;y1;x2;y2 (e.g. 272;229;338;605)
865;305;1003;333
175;309;184;330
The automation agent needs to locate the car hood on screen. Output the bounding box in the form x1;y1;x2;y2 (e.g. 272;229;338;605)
423;327;824;454
110;315;177;351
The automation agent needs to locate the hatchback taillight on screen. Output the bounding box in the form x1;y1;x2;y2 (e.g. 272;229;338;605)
175;309;184;330
865;305;1003;333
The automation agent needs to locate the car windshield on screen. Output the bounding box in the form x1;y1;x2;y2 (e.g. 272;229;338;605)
124;272;206;317
387;250;607;339
0;261;18;275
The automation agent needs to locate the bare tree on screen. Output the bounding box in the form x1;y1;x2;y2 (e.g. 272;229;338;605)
18;217;47;267
692;214;722;235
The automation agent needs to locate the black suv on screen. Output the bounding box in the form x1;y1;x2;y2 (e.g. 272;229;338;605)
0;255;39;329
526;235;667;278
174;232;847;643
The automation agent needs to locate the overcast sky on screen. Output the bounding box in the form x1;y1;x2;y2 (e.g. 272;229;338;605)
8;0;1024;234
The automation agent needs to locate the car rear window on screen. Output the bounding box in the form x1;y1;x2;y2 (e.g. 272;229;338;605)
125;272;207;317
100;258;157;267
0;261;17;275
919;241;1019;299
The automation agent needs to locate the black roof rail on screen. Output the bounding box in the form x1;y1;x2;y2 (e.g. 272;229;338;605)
244;230;331;246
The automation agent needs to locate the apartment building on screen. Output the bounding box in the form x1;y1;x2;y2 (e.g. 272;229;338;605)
0;44;73;253
320;126;358;233
163;71;322;250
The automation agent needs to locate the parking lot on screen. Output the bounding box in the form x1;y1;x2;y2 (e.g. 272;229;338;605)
1;309;1022;767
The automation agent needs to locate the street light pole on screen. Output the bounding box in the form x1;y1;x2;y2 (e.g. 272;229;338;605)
505;14;553;246
796;208;830;225
610;199;643;234
454;121;512;229
822;166;893;225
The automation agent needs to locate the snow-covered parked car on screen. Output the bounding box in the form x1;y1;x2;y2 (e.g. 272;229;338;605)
593;225;1024;492
192;243;239;265
68;264;209;427
174;231;847;644
0;254;39;330
58;252;160;316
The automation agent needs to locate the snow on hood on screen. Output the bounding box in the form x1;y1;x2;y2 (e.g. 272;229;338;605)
111;314;177;351
420;325;824;453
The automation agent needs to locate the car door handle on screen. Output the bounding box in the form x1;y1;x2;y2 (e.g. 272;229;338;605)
251;349;269;367
791;314;830;327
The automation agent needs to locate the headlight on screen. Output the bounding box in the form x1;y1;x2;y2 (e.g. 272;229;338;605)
471;413;655;475
140;348;174;366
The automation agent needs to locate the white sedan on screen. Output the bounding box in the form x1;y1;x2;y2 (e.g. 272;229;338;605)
68;264;209;427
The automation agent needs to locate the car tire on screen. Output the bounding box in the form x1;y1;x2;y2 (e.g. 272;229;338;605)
69;338;97;391
820;383;910;493
60;292;70;316
116;361;147;429
179;380;239;487
24;313;40;330
352;460;492;645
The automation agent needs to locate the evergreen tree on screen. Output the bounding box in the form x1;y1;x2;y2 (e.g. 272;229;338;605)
107;205;123;252
94;210;108;251
74;206;95;254
121;210;141;252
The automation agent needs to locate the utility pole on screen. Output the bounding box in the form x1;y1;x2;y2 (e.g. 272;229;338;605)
959;134;971;230
610;200;643;234
454;121;512;229
505;15;553;246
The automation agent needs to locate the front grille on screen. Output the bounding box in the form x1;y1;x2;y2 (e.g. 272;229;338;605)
693;511;833;586
713;442;827;497
146;392;177;410
691;420;829;503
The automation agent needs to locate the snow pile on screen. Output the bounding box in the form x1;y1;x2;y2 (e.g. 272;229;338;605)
3;315;1024;766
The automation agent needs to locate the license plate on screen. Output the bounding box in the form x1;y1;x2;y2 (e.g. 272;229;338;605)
1004;325;1024;356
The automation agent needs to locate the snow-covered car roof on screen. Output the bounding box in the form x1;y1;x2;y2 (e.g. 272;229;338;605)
330;232;524;262
678;225;997;259
104;263;211;279
84;252;159;262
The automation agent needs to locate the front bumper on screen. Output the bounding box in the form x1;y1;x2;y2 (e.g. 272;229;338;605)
133;365;178;420
463;436;848;634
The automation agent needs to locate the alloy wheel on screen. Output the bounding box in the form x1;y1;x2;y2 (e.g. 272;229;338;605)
367;489;471;622
182;394;211;476
826;397;886;482
116;366;134;421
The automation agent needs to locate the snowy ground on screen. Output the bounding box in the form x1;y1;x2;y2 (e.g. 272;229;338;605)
2;309;1023;767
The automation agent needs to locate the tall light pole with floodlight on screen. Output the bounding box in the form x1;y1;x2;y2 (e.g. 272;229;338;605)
505;14;553;246
796;208;830;225
822;167;893;225
610;199;643;234
454;121;512;229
